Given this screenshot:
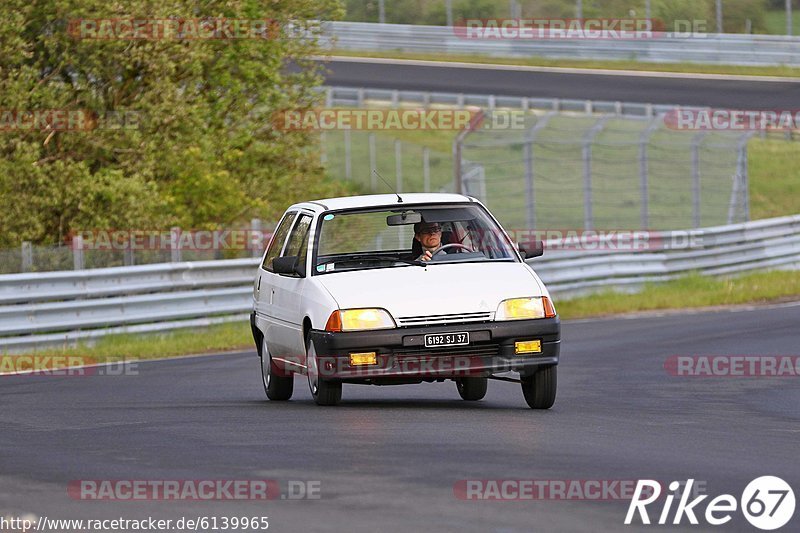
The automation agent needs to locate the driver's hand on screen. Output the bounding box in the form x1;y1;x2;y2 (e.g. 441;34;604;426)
419;250;432;262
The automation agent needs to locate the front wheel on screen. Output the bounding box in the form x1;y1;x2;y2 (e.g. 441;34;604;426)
456;377;488;401
261;339;293;401
306;338;341;406
521;365;557;409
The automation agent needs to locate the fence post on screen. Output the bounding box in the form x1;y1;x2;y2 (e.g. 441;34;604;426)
423;147;431;192
395;139;403;192
369;133;377;191
522;112;556;230
320;132;327;165
124;234;135;266
639;116;663;228
344;129;352;180
691;132;708;228
72;235;84;270
21;241;32;272
524;141;534;230
251;218;262;258
582;116;610;230
171;226;181;262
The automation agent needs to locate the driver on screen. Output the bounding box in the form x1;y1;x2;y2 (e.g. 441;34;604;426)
413;221;442;261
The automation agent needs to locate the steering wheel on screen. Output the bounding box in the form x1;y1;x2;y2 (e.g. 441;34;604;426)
431;243;473;257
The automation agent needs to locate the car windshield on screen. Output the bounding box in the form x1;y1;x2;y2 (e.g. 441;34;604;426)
313;204;517;274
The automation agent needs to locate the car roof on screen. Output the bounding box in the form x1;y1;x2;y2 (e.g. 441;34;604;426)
288;193;475;212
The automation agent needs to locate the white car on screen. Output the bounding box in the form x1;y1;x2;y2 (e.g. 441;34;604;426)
250;193;560;408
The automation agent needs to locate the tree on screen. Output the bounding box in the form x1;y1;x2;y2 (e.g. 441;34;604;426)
0;0;344;247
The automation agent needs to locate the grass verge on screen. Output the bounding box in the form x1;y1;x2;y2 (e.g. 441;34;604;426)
557;270;800;319
330;49;800;78
5;270;800;366
5;321;253;368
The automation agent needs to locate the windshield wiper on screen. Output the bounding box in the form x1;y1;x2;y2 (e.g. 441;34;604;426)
319;254;425;267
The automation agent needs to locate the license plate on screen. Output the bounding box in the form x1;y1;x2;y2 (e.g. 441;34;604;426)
424;332;469;348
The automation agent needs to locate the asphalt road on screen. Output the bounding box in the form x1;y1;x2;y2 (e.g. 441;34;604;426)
2;303;799;532
319;57;800;109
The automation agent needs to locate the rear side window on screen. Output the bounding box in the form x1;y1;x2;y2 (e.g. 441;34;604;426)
283;214;313;275
261;212;297;271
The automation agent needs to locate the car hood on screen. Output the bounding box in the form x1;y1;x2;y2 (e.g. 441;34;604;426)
315;262;544;325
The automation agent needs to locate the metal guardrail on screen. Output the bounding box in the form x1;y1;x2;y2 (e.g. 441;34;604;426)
324;86;679;118
323;21;800;67
1;215;799;351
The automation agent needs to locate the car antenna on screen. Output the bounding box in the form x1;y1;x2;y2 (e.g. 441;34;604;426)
372;169;403;203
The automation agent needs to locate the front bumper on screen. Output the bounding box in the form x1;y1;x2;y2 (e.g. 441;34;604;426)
308;318;560;382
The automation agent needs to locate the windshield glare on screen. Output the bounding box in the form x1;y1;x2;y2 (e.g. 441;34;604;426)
314;204;517;274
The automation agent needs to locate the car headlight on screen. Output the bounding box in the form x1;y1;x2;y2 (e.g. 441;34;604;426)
495;297;556;320
325;308;396;332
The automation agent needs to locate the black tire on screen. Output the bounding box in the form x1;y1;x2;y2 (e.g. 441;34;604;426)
261;339;293;401
306;338;341;406
521;365;557;409
456;377;488;401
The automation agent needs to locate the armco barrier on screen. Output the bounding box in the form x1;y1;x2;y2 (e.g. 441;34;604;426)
1;215;799;351
322;21;800;67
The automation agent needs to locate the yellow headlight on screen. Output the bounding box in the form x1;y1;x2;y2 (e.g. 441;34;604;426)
495;297;556;320
339;308;396;331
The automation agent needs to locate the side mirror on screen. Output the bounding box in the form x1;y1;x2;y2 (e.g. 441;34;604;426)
272;256;305;277
519;240;544;259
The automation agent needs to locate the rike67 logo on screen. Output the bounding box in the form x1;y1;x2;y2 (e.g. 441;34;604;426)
625;477;795;530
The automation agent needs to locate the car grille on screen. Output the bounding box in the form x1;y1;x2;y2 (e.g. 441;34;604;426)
393;344;500;359
396;312;493;327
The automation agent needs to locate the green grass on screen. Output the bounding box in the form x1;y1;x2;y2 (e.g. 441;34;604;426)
764;9;800;36
8;321;253;366
558;270;800;319
748;138;800;220
330;49;800;78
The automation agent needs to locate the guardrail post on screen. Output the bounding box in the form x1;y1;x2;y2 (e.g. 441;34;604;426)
369;133;377;191
72;235;84;270
251;218;262;257
170;227;181;262
325;87;333;108
488;95;496;111
356;88;364;107
320;132;327;165
21;241;32;272
344;129;352;180
391;90;399;108
395;139;403;192
423;147;431;192
457;94;464;109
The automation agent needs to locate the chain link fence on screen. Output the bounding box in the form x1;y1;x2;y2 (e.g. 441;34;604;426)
456;111;753;231
0;223;272;275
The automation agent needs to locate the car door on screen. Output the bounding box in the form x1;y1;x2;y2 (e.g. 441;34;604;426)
269;211;313;365
255;211;297;353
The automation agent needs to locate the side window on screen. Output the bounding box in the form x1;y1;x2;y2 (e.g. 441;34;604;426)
282;214;312;275
262;212;297;271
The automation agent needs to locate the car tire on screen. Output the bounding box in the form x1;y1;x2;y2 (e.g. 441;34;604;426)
261;339;293;401
521;365;557;409
306;338;341;406
456;377;488;401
